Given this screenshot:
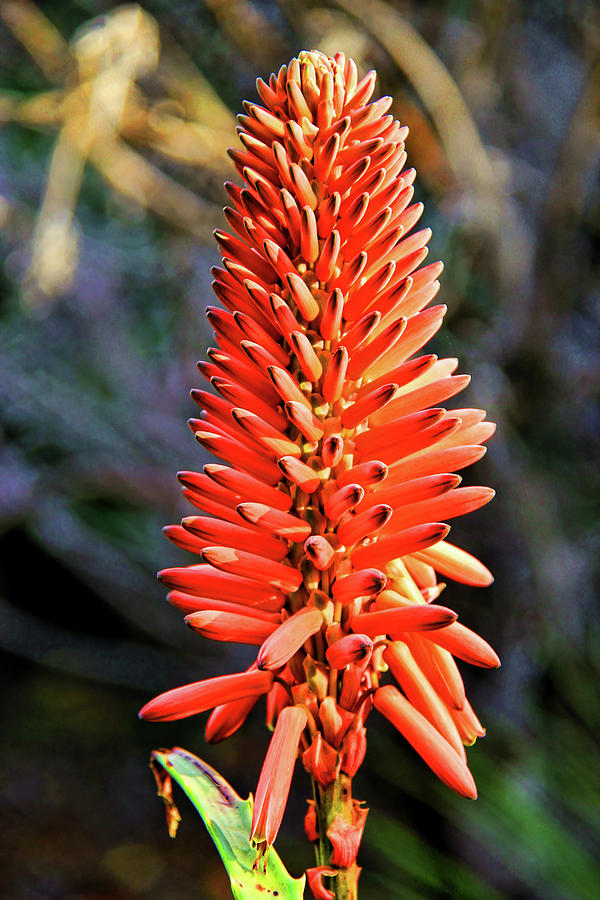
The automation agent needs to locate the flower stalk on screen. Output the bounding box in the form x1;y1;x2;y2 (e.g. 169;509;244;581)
313;774;363;900
139;49;499;898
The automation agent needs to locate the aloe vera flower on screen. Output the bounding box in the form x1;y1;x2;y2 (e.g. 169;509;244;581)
139;49;499;899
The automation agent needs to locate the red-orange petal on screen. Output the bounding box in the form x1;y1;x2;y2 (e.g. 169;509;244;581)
251;705;308;845
205;694;260;743
415;540;494;587
326;634;373;668
351;604;457;637
139;669;273;722
421;621;501;668
237;502;312;541
374;685;477;798
185;610;277;644
257;606;324;670
200;545;302;593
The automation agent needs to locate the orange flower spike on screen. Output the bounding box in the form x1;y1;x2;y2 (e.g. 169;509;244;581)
340;383;399;430
291;331;324;381
450;699;487;746
319;697;354;748
407;633;467;711
286;271;320;320
300;208;320;265
351;522;451;569
323;484;364;522
251;705;308;847
320;287;344;340
204;463;292;511
267;364;312;409
145;52;499;892
415;539;495;586
322;346;349;402
315;230;341;282
285;400;325;442
336;503;393;546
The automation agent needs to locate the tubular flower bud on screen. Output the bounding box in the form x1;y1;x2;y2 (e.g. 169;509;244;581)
302;731;340;786
374;685;477;799
304;802;319;843
142;50;498;881
422;621;501;668
326;634;373;669
138;669;273;722
321;434;344;468
305;535;336;570
319;697;354;749
331;568;387;604
351;604;457;637
251;706;308;847
185;610;277;644
258;606;324;670
340;717;368;777
450;699;487;746
205;694;260;743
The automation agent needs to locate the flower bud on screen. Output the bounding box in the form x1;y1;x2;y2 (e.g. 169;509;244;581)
302;732;340;786
340;716;367;776
326;633;373;669
319;696;354;748
304;801;319;843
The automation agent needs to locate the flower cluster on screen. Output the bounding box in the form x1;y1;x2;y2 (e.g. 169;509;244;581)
139;49;499;886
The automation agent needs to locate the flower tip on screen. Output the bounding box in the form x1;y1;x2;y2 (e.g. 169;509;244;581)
434;605;459;626
467;783;478;801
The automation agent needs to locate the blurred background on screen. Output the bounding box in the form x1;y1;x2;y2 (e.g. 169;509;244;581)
0;1;598;897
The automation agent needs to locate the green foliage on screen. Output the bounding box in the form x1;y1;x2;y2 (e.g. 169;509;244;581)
151;747;306;900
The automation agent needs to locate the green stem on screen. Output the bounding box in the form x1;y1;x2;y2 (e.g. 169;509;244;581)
313;773;360;900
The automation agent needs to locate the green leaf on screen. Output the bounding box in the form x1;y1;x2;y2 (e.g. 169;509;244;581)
150;746;306;900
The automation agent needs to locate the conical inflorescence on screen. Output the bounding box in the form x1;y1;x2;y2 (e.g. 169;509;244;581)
139;50;499;892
